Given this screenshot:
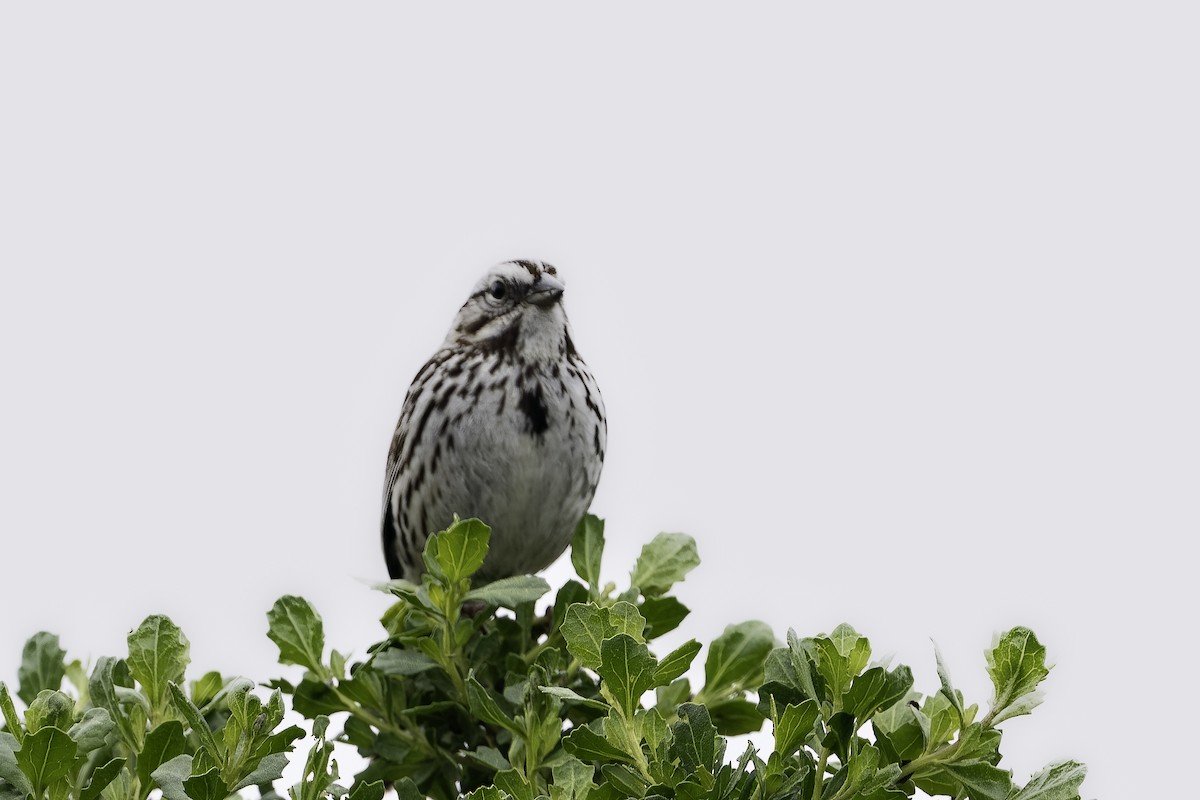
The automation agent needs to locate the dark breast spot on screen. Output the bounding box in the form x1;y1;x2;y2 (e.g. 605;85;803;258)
429;441;442;474
518;386;550;435
410;462;427;492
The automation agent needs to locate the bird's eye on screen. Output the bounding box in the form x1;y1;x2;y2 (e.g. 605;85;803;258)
489;281;507;300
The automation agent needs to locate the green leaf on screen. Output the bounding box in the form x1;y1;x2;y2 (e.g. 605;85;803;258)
379;578;424;608
607;602;647;641
234;752;289;790
598;635;657;717
493;770;535;800
15;726;76;791
561;602;652;675
822;711;856;761
758;647;808;709
702;621;774;699
290;678;346;718
674;781;707;800
923;691;967;749
933;640;965;721
0;685;22;745
812;635;856;701
604;762;652;800
0;735;34;797
464;575;551;607
260;724;304;758
940;762;1014;800
771;700;818;757
24;690;73;733
329;649;347;681
707;698;766;736
0;780;25;800
183;767;227;800
669;703;717;773
63;660;88;700
986;627;1050;723
839;745;907;800
638;708;671;763
562;723;633;763
639;597;690;639
87;657;140;751
81;757;126;800
539;686;609;711
166;682;220;760
267;596;326;674
391;778;423;800
464;746;511;772
571;515;606;592
954;723;1003;764
68;707;115;753
871;698;926;762
630;533;700;596
372;648;438;676
830;624;871;669
17;633;67;706
190;671;225;709
654;640;701;686
1009;760;1087;800
138;721;187;799
347;780;386;800
462;788;510;800
553;581;590;631
562;603;609;670
811;625;870;700
844;666;914;723
466;676;521;735
427;518;490;581
655;677;691;714
856;787;908;800
785;630;822;702
127;615;191;713
991;692;1046;725
552;755;596;800
600;763;649;797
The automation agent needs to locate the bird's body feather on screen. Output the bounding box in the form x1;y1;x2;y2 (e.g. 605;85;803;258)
382;261;605;581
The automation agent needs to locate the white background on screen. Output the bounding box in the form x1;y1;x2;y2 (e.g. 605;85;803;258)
2;4;1197;798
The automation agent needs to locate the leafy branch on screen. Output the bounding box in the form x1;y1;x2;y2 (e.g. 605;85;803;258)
0;516;1087;800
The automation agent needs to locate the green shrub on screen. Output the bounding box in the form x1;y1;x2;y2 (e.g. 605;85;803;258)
0;516;1085;800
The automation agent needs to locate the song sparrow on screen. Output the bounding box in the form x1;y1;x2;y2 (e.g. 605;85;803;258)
381;260;606;582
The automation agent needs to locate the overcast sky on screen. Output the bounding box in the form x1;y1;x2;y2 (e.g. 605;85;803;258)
2;4;1197;798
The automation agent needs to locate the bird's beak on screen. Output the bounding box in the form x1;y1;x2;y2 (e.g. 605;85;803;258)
526;273;565;307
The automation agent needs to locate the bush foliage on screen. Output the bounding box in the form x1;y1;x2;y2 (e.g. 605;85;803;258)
0;516;1085;800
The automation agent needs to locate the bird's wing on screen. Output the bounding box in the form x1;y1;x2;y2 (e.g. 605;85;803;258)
380;349;453;577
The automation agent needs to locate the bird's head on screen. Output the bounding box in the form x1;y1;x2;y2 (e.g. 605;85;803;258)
446;260;571;358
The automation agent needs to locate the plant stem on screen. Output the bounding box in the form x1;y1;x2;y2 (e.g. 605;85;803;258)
897;736;962;781
811;747;829;800
329;683;436;757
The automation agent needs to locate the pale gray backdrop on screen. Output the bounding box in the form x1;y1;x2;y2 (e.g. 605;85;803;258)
2;4;1197;798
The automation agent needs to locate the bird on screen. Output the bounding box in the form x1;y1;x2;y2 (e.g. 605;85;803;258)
381;260;606;583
